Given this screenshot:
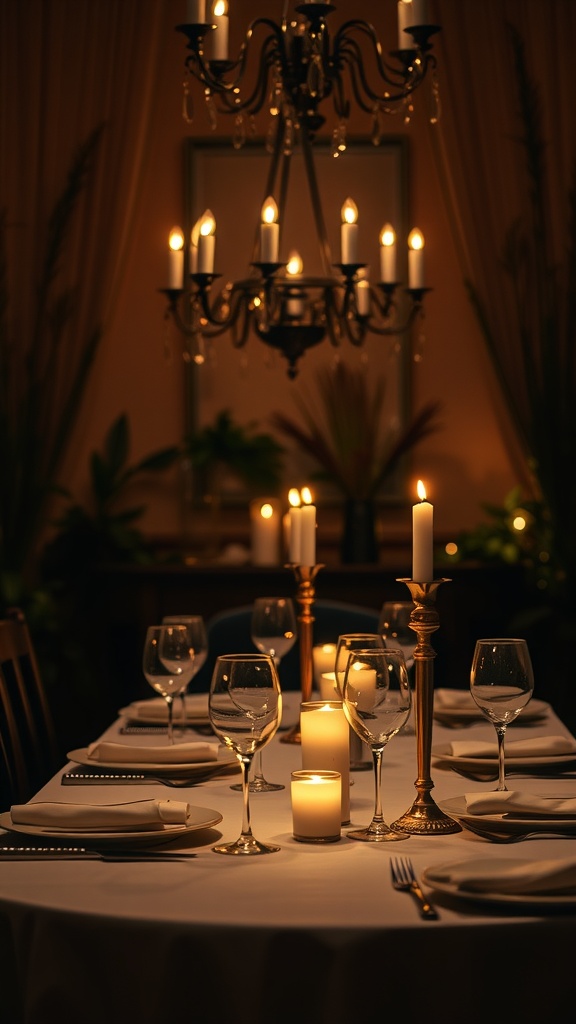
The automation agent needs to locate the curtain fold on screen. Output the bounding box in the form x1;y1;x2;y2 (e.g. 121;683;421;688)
0;0;165;579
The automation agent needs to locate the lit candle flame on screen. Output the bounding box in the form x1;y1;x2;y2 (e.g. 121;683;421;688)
213;1;228;16
380;223;396;247
286;250;303;276
199;210;216;236
169;227;184;251
288;488;301;508
301;486;313;505
341;197;358;225
408;227;424;251
260;503;274;520
417;479;427;501
261;196;279;225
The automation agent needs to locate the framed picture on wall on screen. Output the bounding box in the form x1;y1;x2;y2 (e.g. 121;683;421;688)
181;135;412;506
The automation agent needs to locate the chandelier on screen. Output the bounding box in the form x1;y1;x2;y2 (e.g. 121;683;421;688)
161;1;441;378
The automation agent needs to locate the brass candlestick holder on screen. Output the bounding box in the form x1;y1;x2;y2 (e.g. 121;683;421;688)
391;578;462;835
281;562;324;744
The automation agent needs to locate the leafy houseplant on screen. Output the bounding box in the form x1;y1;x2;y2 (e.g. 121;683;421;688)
271;362;442;562
184;409;285;499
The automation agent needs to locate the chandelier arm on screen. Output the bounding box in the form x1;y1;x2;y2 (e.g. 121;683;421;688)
365;295;424;336
332;23;426;102
336;33;422;109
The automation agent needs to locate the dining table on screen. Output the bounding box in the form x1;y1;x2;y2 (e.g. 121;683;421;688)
1;688;575;1024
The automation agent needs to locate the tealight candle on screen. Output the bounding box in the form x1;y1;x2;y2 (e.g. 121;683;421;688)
291;771;342;843
300;701;350;823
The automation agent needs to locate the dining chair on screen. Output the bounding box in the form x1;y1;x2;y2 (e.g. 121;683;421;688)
0;608;60;803
196;599;380;691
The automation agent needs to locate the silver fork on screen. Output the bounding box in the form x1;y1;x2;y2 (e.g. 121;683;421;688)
390;856;439;919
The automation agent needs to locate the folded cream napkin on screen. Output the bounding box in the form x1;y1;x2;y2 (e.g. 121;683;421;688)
425;857;576;894
86;740;219;764
128;696;209;721
465;791;576;817
435;689;476;709
10;799;191;830
443;734;576;759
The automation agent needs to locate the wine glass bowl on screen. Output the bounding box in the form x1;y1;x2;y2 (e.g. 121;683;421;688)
470;638;535;791
142;625;195;743
245;596;297;792
379;601;416;666
162;614;208;720
342;647;412;841
335;632;386;770
209;653;282;855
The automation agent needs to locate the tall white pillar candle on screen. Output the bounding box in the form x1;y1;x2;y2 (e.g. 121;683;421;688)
291;771;342;842
300;502;316;565
300;701;350;823
412;479;433;581
250;499;281;566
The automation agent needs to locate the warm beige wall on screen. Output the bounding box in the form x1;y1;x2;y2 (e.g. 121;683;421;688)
66;0;516;545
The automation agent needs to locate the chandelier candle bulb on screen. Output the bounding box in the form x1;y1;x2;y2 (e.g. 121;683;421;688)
168;227;184;288
341;198;359;265
412;479;434;582
408;228;425;288
379;224;397;282
397;0;414;48
291;771;342;843
210;1;229;61
355;273;371;315
187;1;206;22
190;217;202;274
300;701;350;823
198;210;216;273
250;499;281;566
260;197;279;263
410;0;430;26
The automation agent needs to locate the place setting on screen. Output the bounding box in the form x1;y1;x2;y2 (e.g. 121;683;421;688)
421;856;576;910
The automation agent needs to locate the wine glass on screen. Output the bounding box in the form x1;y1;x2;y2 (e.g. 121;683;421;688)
470;638;535;791
209;653;282;855
246;596;297;792
335;633;386;769
342;647;412;841
162;614;208;720
142;625;195;743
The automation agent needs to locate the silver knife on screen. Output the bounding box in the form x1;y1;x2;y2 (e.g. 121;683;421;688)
62;771;156;786
0;845;194;861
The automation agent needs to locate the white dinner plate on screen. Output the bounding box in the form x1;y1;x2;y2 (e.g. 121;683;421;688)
67;747;239;776
0;805;223;845
433;697;550;724
421;861;576;908
431;744;576;774
119;695;210;726
439;795;576;835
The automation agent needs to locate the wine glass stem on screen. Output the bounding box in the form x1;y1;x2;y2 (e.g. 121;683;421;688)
253;749;265;783
240;755;255;840
371;748;385;823
166;695;174;744
496;726;507;791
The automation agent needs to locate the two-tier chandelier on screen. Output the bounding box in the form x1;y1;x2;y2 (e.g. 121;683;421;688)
161;1;441;378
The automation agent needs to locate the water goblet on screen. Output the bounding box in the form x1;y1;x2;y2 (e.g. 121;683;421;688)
142;625;195;743
209;653;282;855
335;633;386;769
162;614;208;721
238;596;296;792
342;647;412;841
470;638;535;791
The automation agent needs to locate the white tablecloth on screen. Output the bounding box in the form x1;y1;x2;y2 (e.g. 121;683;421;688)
1;693;575;1024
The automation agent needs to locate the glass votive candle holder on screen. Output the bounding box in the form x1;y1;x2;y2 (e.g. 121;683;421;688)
312;644;337;690
300;700;350;824
291;770;342;843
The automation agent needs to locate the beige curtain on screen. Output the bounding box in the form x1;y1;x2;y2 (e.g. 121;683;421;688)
429;0;576;498
0;0;165;577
